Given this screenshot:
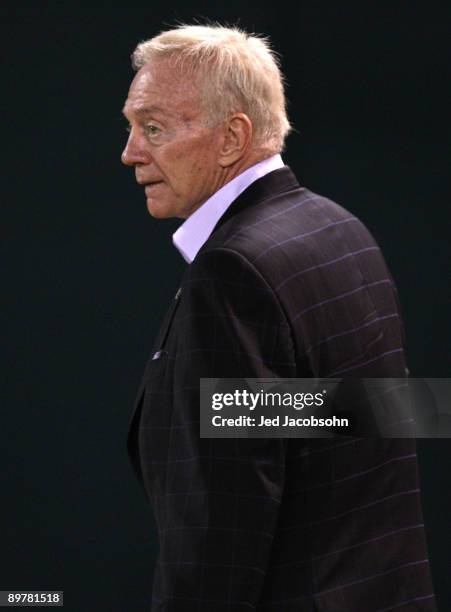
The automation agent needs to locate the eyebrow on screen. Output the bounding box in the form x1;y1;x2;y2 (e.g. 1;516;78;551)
121;105;166;117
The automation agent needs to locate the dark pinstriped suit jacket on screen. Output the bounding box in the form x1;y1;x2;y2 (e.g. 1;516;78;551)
128;167;436;611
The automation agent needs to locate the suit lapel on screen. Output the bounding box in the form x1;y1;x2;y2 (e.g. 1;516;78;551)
127;287;182;483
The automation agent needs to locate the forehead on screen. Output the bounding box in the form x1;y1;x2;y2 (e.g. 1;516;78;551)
123;60;201;121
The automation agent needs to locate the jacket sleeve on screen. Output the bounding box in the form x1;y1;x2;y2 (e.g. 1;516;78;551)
150;247;297;611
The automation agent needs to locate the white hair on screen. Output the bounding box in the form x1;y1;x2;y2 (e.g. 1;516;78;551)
131;24;292;153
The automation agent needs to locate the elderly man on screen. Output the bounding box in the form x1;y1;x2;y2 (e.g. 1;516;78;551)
122;25;435;612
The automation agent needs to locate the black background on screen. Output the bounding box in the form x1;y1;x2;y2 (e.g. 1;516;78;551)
3;2;450;610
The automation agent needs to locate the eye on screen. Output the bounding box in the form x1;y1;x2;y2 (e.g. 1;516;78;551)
145;123;161;137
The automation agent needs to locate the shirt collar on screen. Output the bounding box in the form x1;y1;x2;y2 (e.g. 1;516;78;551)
172;154;285;263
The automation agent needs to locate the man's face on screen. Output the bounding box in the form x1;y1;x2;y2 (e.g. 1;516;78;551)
121;60;225;219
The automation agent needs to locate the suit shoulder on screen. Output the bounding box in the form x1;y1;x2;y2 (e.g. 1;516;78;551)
204;186;378;268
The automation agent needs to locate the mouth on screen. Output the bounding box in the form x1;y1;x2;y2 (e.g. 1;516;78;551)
144;181;163;194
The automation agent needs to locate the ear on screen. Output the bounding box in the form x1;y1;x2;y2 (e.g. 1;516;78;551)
218;113;253;167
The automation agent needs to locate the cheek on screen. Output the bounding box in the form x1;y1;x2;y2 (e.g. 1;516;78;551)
163;133;219;198
169;151;205;192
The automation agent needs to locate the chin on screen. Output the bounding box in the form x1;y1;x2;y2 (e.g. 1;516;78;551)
146;199;174;219
146;197;190;220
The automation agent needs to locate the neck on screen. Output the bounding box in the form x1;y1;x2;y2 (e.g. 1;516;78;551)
217;148;276;191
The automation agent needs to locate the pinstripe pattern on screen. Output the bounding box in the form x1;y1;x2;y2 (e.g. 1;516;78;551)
128;167;435;611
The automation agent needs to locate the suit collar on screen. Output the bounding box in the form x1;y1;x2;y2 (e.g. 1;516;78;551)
211;165;300;235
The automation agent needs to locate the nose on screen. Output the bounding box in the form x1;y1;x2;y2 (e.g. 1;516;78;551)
121;128;149;167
